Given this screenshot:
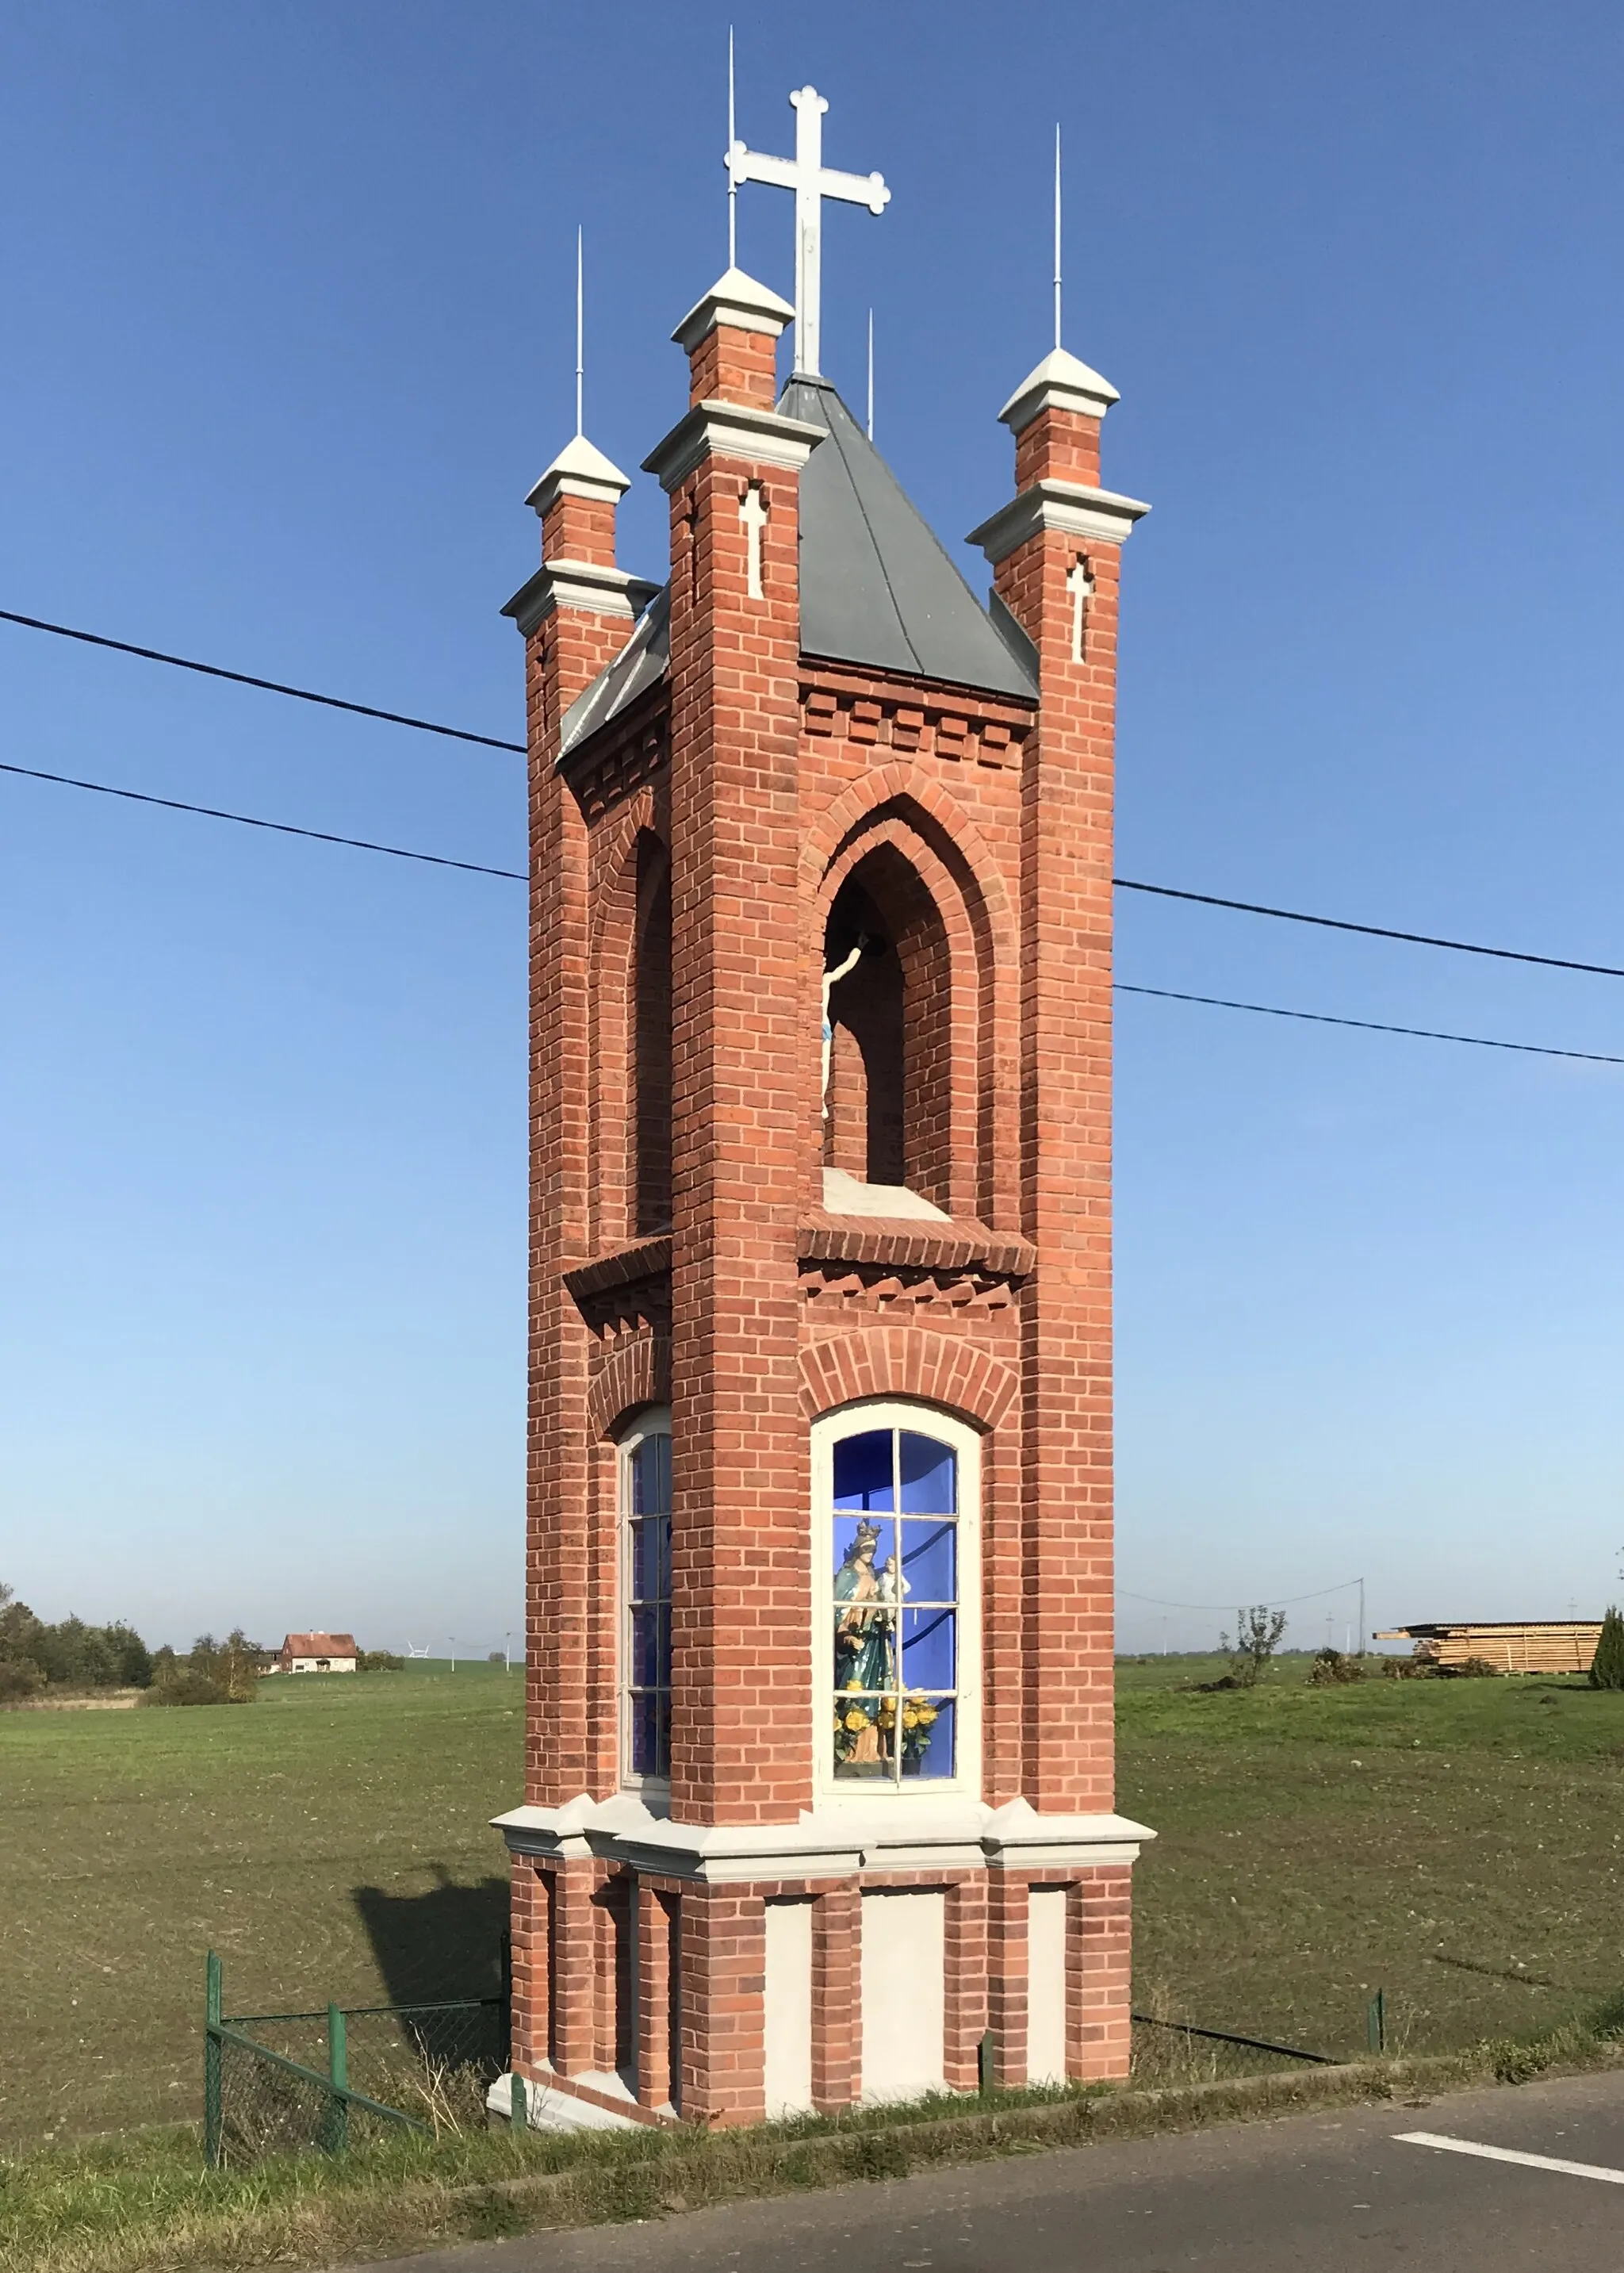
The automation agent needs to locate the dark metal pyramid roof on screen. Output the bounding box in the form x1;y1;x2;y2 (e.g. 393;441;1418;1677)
781;374;1037;701
555;378;1036;760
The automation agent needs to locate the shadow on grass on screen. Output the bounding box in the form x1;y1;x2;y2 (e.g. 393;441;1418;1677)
352;1865;508;2007
349;1869;511;2092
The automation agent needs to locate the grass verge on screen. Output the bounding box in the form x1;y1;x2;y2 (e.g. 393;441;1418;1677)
11;1659;1624;2146
6;2007;1624;2273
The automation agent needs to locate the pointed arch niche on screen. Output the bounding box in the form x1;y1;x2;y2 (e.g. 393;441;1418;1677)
815;797;1014;1227
591;818;672;1250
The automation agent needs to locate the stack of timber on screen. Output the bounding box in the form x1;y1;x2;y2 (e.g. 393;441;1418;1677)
1376;1621;1600;1674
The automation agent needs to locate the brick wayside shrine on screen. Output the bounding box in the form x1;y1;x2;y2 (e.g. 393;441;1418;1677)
490;83;1153;2131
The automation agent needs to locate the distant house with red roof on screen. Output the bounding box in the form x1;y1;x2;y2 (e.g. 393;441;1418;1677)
278;1631;358;1674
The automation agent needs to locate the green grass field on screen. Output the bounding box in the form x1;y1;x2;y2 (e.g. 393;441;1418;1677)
4;1654;1623;2147
0;1665;522;2146
1123;1654;1624;2061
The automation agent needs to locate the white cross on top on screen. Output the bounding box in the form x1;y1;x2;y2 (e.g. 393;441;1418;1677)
739;483;768;600
726;86;891;379
1067;558;1096;662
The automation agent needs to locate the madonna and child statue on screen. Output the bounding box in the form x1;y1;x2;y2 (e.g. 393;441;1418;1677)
832;1517;940;1776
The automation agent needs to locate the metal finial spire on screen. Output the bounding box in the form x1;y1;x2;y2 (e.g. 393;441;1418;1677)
1053;124;1063;352
866;309;874;439
727;29;737;267
574;226;584;438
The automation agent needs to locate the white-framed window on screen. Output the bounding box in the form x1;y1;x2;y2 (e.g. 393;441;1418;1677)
619;1405;672;1788
811;1400;981;1796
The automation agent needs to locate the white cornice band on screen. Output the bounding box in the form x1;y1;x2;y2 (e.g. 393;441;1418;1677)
642;400;824;494
500;559;661;641
965;479;1151;566
492;1792;1154;1884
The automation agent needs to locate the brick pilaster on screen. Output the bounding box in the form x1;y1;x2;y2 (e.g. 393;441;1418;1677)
644;284;822;1829
507;431;645;1811
943;1875;989;2091
810;1880;860;2110
677;1883;767;2128
548;1856;599;2076
1072;1863;1133;2080
634;1880;676;2110
508;1856;550;2083
986;1870;1029;2087
967;381;1147;1817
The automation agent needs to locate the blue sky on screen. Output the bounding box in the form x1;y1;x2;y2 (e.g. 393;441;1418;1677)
2;1;1622;1654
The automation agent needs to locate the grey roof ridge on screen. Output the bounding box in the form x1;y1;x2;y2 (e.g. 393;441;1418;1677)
781;374;1038;700
793;378;926;681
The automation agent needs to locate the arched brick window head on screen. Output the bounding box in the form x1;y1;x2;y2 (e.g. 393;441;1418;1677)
632;834;672;1236
823;856;953;1210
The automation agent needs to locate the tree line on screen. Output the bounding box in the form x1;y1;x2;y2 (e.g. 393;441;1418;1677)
1;1585;402;1705
0;1582;152;1700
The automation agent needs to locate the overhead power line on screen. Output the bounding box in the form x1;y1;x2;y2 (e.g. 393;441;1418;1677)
1116;983;1624;1066
5;757;1618;1071
1119;1579;1362;1612
7;600;1622;984
1115;876;1624;983
0;608;527;753
0;761;527;881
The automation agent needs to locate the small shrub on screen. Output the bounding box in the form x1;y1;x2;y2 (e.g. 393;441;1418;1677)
1590;1606;1624;1690
358;1650;406;1673
1308;1646;1364;1687
188;1629;270;1700
1440;1656;1500;1680
0;1658;47;1704
1488;2037;1546;2085
1220;1605;1287;1687
140;1668;230;1707
1381;1654;1438;1680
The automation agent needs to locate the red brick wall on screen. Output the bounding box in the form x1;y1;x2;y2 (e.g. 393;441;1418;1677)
516;326;1135;2112
661;343;814;1827
523;563;637;1811
994;407;1118;1815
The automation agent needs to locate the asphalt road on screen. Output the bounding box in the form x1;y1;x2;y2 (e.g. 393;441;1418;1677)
382;2068;1624;2273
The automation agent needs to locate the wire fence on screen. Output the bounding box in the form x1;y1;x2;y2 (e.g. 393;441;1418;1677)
203;1950;508;2168
1128;1990;1388;2087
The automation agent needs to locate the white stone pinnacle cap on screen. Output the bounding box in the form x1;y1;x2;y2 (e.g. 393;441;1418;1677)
525;432;632;519
998;346;1120;434
672;266;797;354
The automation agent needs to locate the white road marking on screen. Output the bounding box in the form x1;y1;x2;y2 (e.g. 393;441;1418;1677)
1396;2130;1624;2184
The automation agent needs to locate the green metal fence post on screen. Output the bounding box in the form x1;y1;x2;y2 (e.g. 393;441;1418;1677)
1367;1987;1386;2055
203;1950;224;2168
511;2072;527;2133
977;2030;995;2095
325;2003;350;2156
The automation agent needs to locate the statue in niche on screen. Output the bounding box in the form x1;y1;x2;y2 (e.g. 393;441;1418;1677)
833;1518;897;1767
821;930;885;1119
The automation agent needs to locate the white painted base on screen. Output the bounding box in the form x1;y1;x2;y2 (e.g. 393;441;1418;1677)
485;2069;648;2133
1026;1885;1068;2084
860;1887;945;2102
764;1896;816;2115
